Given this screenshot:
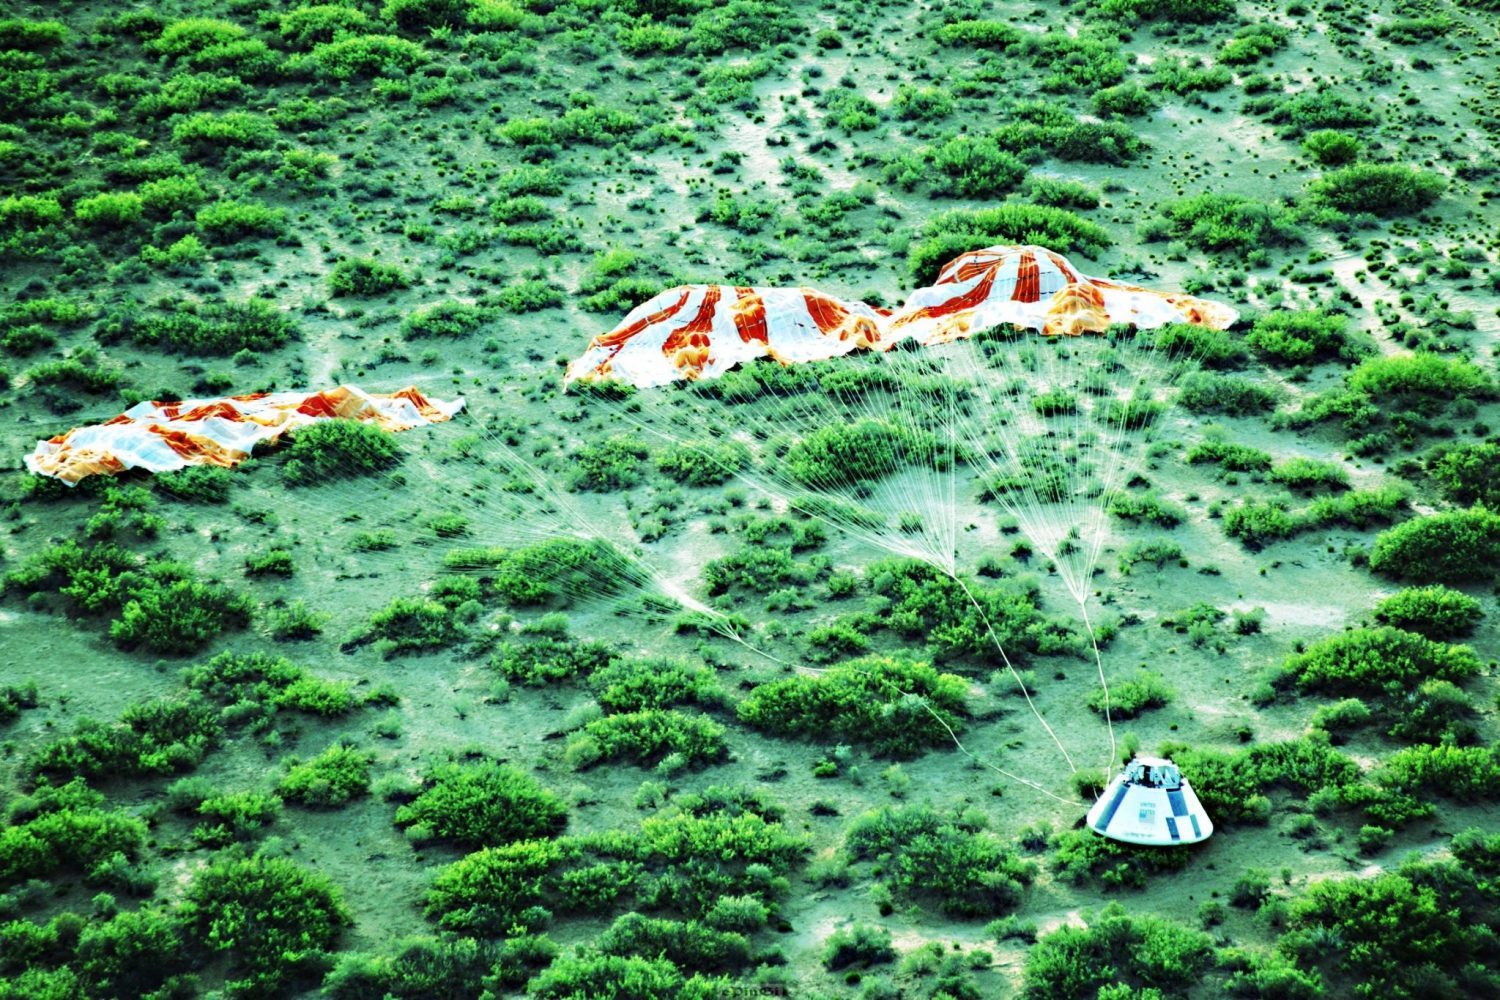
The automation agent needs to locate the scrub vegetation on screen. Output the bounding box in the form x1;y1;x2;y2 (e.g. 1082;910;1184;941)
0;1;1497;997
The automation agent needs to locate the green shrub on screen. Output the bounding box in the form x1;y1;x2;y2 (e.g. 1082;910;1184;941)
1351;352;1492;405
846;805;1036;916
656;440;750;487
1279;626;1481;697
568;435;649;491
158;465;233;502
1186;436;1273;472
279;745;372;807
787;419;938;488
195;199;285;240
1097;0;1233;22
181;853;351;995
276;675;356;716
1302;129;1362;165
311;34;428;78
492;633;619;685
446;537;638;606
1309;163;1445;216
195;790;283;845
907;205;1111;284
530;953;724;999
74;192;144;228
1108;492;1185;528
1154;193;1301;255
1153;57;1231;96
1177;372;1275;415
0;681;39;724
328;257;410;296
0;782;147;886
567;710;728;770
892;134;1027;198
395;761;566;847
1285;869;1483;998
1378;744;1500;801
1369;510;1500;583
322;937;503;1000
281;419;401;485
1249;309;1368;365
1219;22;1288;65
1428;442;1500;509
1089;671;1173;719
495;277;566;313
597;913;751;974
27;695;220;782
1092;82;1155;117
1263;88;1377;137
1270;457;1348;492
106;298;296;356
362;596;467;655
1051;829;1195;889
591;657;724;713
738;655;967;758
401;301;484;339
1372;585;1482;639
688;0;800;54
822;923;896;970
1017;31;1127;92
425;838;564;935
74;906;188;997
0;18;68;50
935;20;1021;48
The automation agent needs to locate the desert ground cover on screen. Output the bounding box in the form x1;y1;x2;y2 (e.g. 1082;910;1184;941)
1;0;1498;997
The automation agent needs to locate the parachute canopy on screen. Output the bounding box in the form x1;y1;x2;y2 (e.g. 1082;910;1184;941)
564;284;887;388
565;245;1239;388
1085;755;1214;847
26;385;463;485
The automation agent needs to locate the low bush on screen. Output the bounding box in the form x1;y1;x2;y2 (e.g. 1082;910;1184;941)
1023;902;1215;996
401;301;484;339
1261;88;1377;137
1302;129;1362;166
282;420;401;485
1427;441;1500;509
323;937;502;1000
1277;626;1480;698
104;298;296;356
1308;163;1445;216
907;205;1111;284
278;745;372;807
446;537;638;606
1222;501;1299;549
181;853;352;995
1270;457;1348;492
27;695;220;783
1088;671;1173;719
1248;308;1368;367
846;805;1036;916
786;419;937;488
822;923;896;970
1186;436;1273;472
590;657;724;713
74;192;144;229
492;634;619;685
597;913;751;974
1176;372;1275;415
1369;509;1500;583
529;953;725;999
328;257;410;297
0;781;148;886
311;34;428;79
655;440;750;487
1153;193;1301;255
1372;585;1483;639
738;655;966;757
396;761;567;847
1107;492;1185;528
360;596;467;656
568;435;649;491
195;199;285;240
566;710;728;770
1050;829;1195;889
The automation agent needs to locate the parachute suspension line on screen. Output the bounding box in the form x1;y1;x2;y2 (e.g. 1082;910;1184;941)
951;573;1077;775
1079;597;1116;784
912;696;1076;806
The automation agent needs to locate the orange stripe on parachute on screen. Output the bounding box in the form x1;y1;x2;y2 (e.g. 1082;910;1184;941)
661;286;721;379
732;287;768;345
1012;249;1041;304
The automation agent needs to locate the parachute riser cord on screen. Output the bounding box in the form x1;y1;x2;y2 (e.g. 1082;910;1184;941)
1078;597;1116;790
949;573;1078;775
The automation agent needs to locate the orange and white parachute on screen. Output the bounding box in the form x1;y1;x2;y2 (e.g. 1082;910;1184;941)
564;284;888;388
565;245;1239;388
26;385;463;485
887;245;1240;344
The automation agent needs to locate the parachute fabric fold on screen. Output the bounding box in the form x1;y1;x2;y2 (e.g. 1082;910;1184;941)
565;245;1240;389
563;284;888;387
26;385;464;485
887;245;1239;344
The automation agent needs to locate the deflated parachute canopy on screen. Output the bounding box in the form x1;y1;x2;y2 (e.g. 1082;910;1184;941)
889;244;1241;344
564;244;1240;388
563;284;888;388
26;385;464;485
